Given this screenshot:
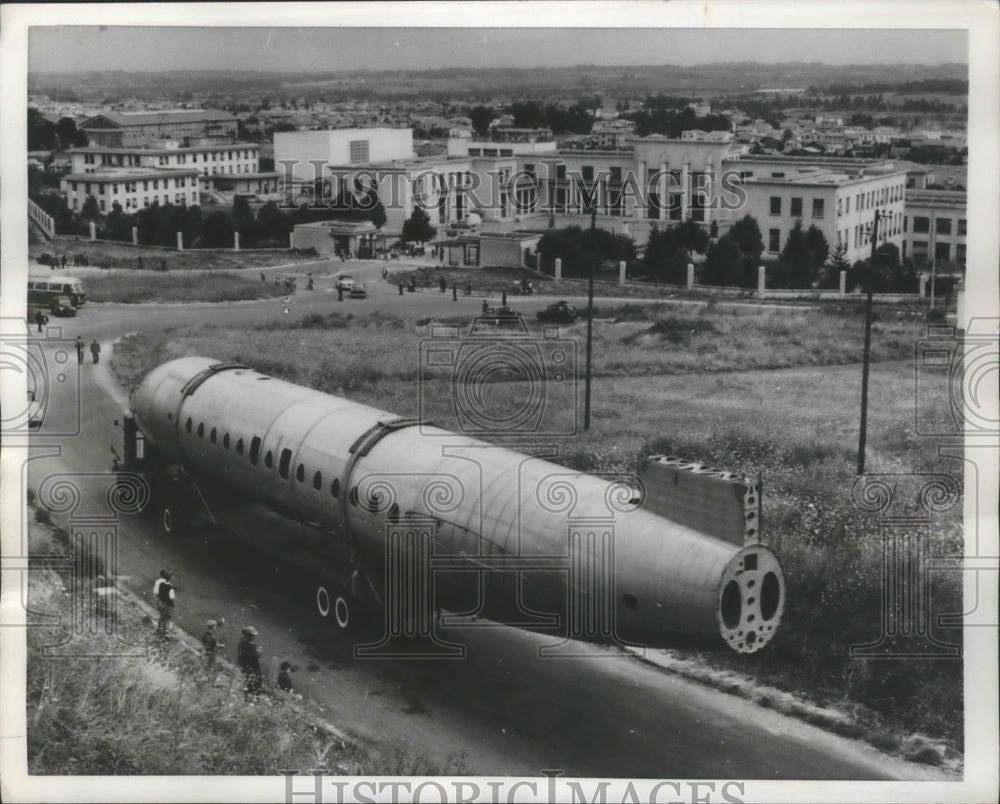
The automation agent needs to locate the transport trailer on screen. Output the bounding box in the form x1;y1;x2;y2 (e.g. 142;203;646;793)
118;356;785;654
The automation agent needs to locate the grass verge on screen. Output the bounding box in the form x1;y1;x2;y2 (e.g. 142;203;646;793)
24;497;465;775
84;271;287;304
32;240;317;272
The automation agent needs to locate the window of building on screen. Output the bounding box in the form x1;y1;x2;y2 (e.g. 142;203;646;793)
770;197;781;216
349;139;370;164
956;243;966;263
935;242;951;262
790;197;802;217
936;218;952;235
958;219;967;236
768;228;780;252
581;165;594;182
812;198;824;218
913;216;930;233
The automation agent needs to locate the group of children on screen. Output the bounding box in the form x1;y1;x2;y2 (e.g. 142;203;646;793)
153;568;294;695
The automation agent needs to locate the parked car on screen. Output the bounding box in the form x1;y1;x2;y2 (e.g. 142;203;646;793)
348;282;368;299
49;295;77;317
482;306;524;326
537;301;579;323
335;274;356;291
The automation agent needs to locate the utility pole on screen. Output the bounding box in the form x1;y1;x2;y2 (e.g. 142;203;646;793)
584;206;596;431
857;209;881;475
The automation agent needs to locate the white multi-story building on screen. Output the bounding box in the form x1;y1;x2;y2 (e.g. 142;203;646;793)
67;140;279;199
61;167;201;212
902;190;967;269
728;155;907;263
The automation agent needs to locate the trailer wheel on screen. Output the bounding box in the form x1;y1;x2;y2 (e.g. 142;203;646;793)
161;503;186;535
316;585;332;618
333;596;351;629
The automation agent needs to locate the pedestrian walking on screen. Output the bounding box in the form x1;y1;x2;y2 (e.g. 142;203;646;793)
160;257;167;272
398;282;404;296
81;253;89;267
337;285;344;302
465;282;472;296
482;298;489;314
452;284;457;301
60;254;67;269
201;619;225;671
90;339;101;364
237;626;263;696
155;570;176;637
75;336;85;365
277;661;293;692
34;310;45;333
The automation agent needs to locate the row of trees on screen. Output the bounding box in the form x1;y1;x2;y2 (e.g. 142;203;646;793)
27;107;89;151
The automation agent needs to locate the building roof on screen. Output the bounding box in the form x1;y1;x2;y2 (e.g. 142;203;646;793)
81;109;236;129
68;142;258;155
64;167;200;181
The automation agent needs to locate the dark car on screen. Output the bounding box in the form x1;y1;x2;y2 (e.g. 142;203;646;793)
50;295;77;317
348;282;368;299
536;301;579;324
482;306;524;326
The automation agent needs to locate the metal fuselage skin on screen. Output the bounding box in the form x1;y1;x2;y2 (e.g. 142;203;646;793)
131;357;784;652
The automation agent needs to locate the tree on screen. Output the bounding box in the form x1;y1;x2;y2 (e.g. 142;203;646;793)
820;246;851;289
468;106;494;137
183;205;204;247
643;225;688;283
779;220;819;287
202;210;235;248
700;235;744;287
674;219;709;255
80;195;101;221
257;201;291;244
806;225;830;268
400;207;437;244
728;215;765;283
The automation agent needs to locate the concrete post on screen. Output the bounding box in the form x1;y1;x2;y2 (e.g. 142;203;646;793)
132;226;138;246
176;231;183;251
757;265;766;297
658;162;668;221
618;260;627;285
919;273;929;297
680;162;690;222
839;270;847;297
289;232;295;249
554;257;562;281
234;231;240;251
687;263;695;289
89;221;96;241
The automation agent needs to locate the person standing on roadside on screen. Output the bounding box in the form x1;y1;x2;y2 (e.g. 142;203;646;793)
155;570;176;637
237;626;263;696
35;310;45;333
75;336;85;365
90;339;101;364
202;619;225;671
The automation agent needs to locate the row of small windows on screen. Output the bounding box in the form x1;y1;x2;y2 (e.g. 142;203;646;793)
184;416;343;498
182;415;411;521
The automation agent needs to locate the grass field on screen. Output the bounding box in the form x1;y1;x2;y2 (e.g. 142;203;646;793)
31;239;316;272
111;302;964;754
83;271;288;304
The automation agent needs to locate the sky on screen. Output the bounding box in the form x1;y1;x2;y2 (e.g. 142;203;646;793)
28;26;968;74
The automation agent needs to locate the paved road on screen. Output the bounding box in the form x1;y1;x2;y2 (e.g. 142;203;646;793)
18;278;944;780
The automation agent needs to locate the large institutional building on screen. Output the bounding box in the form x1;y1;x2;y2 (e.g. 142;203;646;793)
61;109;280;210
275;127;914;265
